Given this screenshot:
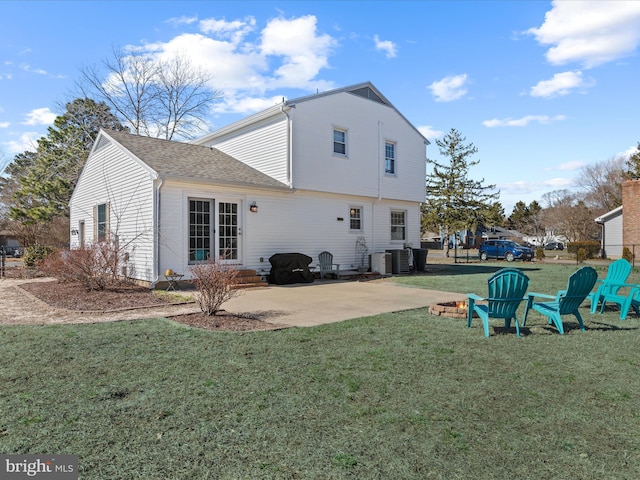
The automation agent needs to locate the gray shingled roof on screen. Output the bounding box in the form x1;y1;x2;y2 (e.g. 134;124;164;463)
102;129;290;190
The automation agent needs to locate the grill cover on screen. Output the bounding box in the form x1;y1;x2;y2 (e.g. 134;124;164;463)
268;253;314;285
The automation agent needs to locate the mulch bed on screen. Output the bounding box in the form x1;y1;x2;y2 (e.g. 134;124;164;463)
18;280;282;332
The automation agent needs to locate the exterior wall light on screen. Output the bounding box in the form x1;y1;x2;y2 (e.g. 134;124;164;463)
249;202;258;213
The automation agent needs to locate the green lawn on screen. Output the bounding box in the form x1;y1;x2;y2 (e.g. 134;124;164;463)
1;263;639;479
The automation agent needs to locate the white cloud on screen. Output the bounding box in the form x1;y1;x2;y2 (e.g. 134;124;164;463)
260;15;337;89
527;0;640;68
616;145;639;161
132;14;337;114
165;15;198;26
373;35;397;58
428;74;469;102
199;16;256;44
0;122;9;128
20;63;48;75
417;125;444;142
482;114;566;128
22;107;56;126
555;161;586;171
545;177;575;188
530;71;595;97
4;131;40;154
212;94;287;115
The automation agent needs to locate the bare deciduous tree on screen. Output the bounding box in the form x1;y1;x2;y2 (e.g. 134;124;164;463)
574;156;625;213
78;47;222;140
541;190;599;242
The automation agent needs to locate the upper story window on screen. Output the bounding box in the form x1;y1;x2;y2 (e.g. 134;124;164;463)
333;128;347;156
391;210;406;241
349;206;362;231
385;141;396;174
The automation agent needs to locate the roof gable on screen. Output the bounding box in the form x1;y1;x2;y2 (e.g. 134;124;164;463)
100;129;289;190
194;81;429;146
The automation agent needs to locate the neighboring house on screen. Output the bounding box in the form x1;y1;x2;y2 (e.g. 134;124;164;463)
70;82;429;286
481;226;524;241
595;206;623;258
622;178;640;256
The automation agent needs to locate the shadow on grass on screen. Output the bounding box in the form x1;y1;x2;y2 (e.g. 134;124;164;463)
423;263;542;276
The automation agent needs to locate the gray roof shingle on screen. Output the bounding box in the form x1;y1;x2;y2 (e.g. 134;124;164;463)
102;129;290;190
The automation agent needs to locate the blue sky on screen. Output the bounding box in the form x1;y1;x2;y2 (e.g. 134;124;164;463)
1;1;640;213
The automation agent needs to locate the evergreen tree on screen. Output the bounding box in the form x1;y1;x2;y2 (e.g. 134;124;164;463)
625;142;640;178
1;98;125;244
421;128;499;257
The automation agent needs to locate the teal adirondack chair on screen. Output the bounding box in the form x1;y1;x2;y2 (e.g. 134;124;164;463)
523;266;598;334
467;268;530;338
597;283;640;320
587;258;632;314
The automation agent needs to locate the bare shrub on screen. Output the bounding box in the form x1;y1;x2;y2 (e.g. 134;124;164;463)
39;243;130;291
189;258;243;316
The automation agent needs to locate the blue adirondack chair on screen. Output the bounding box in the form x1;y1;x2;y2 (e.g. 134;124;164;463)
523;266;598;334
587;258;632;314
467;268;530;338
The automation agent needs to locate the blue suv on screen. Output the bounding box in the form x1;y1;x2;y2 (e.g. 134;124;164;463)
479;240;534;262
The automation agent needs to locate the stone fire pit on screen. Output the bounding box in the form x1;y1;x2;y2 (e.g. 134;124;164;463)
428;301;477;319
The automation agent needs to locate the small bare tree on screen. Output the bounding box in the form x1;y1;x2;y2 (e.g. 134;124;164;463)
189;258;243;316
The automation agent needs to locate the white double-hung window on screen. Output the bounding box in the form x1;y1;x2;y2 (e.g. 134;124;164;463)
391;210;406;241
333;128;347;156
385;141;396;174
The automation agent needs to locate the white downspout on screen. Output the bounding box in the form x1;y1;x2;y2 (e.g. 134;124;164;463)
373;121;383;253
280;103;293;186
150;176;164;289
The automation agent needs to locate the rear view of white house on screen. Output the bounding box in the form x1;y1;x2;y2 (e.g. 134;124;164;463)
69;82;429;286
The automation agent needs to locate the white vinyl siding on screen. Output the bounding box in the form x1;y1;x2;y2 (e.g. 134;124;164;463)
69;139;155;282
289;91;426;202
201;114;290;185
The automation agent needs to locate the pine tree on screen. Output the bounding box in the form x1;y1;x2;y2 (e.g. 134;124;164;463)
421;128;499;257
2;98;125;244
626;142;640;178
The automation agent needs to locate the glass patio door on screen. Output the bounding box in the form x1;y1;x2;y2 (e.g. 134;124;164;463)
217;201;240;262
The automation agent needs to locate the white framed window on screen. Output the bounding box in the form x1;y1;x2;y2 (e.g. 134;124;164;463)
385;141;396;174
391;210;406;241
94;203;109;242
349;206;362;231
189;198;212;262
333;128;347;156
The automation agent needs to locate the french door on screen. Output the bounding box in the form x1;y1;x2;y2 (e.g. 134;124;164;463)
189;199;241;263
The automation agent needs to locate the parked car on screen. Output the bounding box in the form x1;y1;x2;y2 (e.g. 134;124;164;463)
1;246;20;258
544;242;564;250
478;240;534;262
